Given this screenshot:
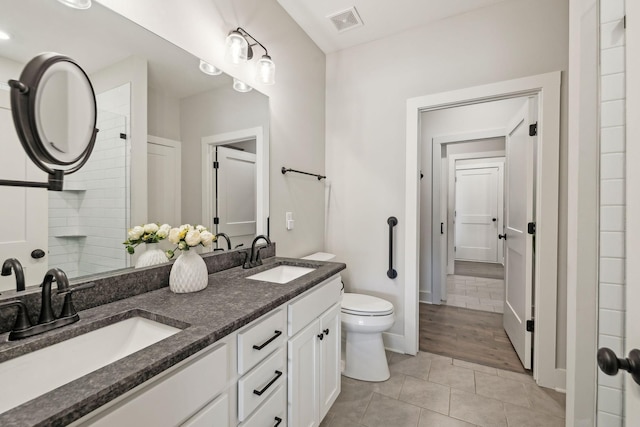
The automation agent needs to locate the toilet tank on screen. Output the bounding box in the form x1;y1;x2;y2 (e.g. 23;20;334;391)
302;252;336;261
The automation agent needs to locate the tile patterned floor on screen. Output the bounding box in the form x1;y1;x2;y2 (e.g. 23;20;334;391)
444;275;505;313
321;351;565;427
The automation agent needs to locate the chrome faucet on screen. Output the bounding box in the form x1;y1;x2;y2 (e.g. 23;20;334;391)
1;258;25;291
0;268;94;341
214;233;232;251
243;235;272;269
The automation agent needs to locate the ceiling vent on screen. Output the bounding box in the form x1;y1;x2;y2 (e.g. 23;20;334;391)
327;7;363;33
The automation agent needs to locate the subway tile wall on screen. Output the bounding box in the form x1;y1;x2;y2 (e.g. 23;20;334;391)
48;83;131;278
598;0;626;425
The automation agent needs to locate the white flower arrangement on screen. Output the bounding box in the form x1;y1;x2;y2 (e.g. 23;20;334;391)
124;223;172;255
166;224;215;259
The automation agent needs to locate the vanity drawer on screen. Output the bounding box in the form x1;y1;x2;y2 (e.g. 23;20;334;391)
181;393;229;427
239;385;285;427
83;343;228;426
288;275;342;336
238;347;285;421
238;309;286;375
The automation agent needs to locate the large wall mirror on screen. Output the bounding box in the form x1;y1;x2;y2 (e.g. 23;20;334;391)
0;0;270;291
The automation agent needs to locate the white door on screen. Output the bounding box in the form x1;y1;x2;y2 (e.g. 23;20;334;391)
318;303;341;420
147;137;181;226
503;100;535;370
288;320;320;427
625;1;640;421
0;89;48;291
454;166;500;262
214;146;256;249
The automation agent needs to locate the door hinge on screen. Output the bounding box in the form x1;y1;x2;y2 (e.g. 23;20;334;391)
529;122;538;136
526;320;535;332
527;222;536;235
119;133;127;140
454;246;457;252
213;217;219;225
213;161;219;169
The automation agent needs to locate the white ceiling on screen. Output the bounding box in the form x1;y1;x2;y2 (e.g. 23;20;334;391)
277;0;513;53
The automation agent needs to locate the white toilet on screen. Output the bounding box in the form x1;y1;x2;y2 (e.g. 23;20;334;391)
302;252;396;382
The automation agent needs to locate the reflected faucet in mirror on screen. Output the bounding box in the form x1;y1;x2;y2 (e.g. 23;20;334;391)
214;233;232;251
243;235;272;269
1;258;25;291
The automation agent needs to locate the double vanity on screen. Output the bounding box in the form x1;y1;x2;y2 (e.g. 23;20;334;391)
0;248;345;426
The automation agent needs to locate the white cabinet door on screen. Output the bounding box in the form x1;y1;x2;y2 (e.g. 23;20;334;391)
288;320;320;427
318;303;341;420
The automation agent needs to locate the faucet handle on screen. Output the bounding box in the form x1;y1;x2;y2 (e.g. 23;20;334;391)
0;300;33;331
57;282;95;318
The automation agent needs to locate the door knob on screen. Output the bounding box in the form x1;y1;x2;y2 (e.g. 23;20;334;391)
597;347;640;385
492;218;497;222
498;234;507;240
31;249;45;259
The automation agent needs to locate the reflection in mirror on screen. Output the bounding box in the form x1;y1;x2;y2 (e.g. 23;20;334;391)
0;0;269;291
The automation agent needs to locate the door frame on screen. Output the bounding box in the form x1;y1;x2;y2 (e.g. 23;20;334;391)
429;128;506;304
147;135;182;226
445;146;507;276
201;126;268;247
405;71;562;389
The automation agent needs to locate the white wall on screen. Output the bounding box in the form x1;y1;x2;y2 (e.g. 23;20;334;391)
98;0;327;257
326;0;568;348
148;86;181;142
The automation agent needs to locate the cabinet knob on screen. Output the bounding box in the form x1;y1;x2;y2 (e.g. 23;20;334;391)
31;249;45;259
317;333;324;341
323;328;330;335
498;234;507;240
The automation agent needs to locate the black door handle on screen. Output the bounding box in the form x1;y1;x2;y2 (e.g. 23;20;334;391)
598;347;640;385
498;234;507;240
274;417;282;427
31;249;45;259
492;218;497;222
317;333;324;340
323;328;329;335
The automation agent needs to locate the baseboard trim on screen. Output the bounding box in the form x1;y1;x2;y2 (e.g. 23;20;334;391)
382;332;407;354
419;291;431;303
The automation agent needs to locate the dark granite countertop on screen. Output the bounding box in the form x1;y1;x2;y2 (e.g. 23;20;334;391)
0;256;345;427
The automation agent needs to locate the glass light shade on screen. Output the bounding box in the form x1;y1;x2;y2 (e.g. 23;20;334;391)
0;30;10;40
56;0;92;9
232;78;252;93
199;59;222;76
255;55;275;85
225;31;249;65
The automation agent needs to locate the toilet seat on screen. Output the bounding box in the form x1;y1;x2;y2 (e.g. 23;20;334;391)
341;293;394;316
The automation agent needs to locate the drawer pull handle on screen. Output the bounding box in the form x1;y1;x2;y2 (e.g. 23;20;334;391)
323;328;330;335
253;330;282;350
274;416;283;426
253;370;283;396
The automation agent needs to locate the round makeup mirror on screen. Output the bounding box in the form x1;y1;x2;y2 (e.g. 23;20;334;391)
7;53;98;188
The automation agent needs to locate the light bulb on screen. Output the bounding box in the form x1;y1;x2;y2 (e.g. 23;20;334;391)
225;31;249;65
57;0;92;9
232;78;252;93
199;59;222;76
255;55;275;85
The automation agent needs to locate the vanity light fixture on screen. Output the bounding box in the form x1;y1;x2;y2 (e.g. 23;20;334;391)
232;78;252;93
225;27;275;85
199;59;222;76
0;30;10;40
56;0;92;10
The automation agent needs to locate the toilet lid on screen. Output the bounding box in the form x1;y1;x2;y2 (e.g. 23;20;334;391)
341;293;394;316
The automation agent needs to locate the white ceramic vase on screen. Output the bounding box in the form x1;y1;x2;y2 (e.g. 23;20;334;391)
135;243;167;268
169;249;208;293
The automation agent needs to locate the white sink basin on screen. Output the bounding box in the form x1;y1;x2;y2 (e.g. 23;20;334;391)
0;316;180;414
247;265;315;284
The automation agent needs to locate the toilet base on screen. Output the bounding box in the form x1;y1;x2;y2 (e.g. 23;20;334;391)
342;331;390;382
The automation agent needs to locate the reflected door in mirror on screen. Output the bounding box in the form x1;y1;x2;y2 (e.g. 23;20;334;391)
0;90;48;291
